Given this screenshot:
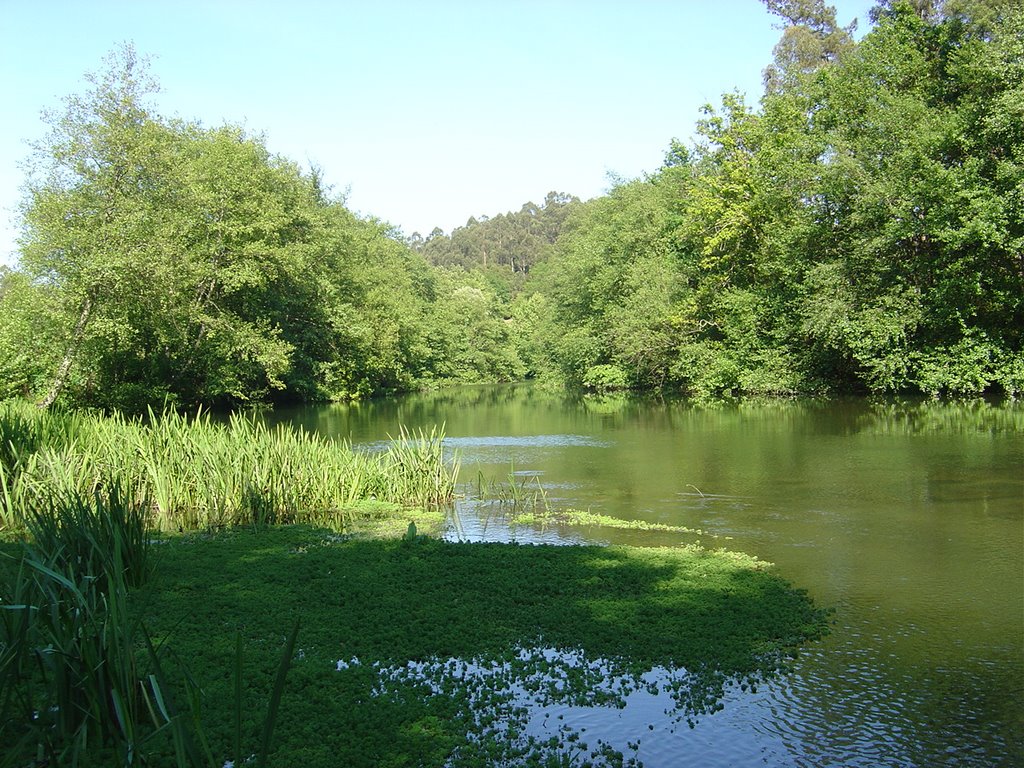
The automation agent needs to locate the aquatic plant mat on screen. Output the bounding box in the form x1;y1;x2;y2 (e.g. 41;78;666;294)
125;526;828;767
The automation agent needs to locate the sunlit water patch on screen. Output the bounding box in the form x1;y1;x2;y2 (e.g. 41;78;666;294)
446;499;593;545
361;433;611;453
334;645;793;768
271;389;1023;767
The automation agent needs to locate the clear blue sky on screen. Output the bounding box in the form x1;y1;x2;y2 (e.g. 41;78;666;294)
0;0;872;266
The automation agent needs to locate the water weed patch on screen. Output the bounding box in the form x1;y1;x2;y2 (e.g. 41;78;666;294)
133;526;829;767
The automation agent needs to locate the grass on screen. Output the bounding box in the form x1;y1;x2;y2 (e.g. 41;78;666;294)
0;400;458;535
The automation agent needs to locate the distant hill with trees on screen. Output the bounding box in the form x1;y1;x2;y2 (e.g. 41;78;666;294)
411;191;580;274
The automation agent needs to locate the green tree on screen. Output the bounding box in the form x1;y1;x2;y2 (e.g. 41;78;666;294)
763;0;857;92
802;3;1024;394
535;1;1022;398
19;45;171;407
15;45;443;409
0;269;61;399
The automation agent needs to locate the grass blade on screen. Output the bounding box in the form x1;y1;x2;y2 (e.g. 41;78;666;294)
256;620;299;768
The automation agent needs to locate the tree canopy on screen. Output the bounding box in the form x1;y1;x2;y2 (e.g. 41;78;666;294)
2;1;1020;410
6;47;453;408
528;0;1023;397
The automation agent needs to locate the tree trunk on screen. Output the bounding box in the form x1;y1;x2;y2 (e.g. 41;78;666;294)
37;294;94;409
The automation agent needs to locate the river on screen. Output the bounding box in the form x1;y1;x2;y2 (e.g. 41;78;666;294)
266;385;1023;767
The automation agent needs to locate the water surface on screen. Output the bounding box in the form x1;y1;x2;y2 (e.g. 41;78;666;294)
267;386;1023;767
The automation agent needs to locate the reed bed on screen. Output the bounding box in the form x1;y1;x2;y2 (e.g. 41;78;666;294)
0;400;459;534
0;479;299;767
1;485;155;765
0;398;458;765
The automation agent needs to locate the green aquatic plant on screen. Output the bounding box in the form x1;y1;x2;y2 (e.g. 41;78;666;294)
131;526;829;767
474;462;552;517
0;401;458;534
25;484;153;589
512;507;706;537
0;488;155;766
0;488;304;768
472;467;706;539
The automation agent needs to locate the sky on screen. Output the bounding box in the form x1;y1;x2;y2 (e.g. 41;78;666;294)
0;0;873;267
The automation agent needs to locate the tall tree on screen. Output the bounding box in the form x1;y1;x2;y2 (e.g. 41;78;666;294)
20;44;168;407
15;45;445;409
763;0;857;92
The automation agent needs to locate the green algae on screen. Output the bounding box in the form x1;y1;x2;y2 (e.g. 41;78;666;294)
341;500;447;539
511;507;707;536
131;526;828;767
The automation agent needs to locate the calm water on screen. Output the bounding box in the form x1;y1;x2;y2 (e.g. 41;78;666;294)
267;385;1024;767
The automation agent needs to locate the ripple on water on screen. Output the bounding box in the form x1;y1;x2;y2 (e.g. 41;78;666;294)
445;434;614;448
348;634;1019;768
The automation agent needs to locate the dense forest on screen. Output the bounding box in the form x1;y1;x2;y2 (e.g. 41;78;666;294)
1;0;1020;410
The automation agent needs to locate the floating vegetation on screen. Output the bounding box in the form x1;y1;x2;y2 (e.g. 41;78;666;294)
511;508;707;537
130;526;829;767
470;465;709;540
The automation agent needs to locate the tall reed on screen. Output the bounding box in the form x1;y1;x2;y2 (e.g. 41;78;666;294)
0;399;337;766
0;478;302;767
0;400;459;534
0;484;155;766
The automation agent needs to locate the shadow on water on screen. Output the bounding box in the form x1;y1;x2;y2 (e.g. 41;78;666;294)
136;527;828;767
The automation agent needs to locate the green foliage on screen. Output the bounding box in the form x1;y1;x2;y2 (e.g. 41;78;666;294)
535;177;684;390
581;364;629;393
509;507;705;536
424;269;525;383
415;191;580;274
6;45;477;411
762;0;857;92
531;2;1023;399
0;400;458;534
0;502;300;768
25;485;153;589
130;526;828;767
5;9;1021;406
0;271;60;401
0;484;156;766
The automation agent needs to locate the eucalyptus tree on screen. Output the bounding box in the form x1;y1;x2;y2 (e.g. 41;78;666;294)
762;0;857;92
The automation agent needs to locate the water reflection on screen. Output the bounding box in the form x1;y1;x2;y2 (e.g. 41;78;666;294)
267;387;1024;767
354;645;785;768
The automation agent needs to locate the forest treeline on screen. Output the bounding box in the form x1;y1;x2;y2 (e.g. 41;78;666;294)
1;0;1020;410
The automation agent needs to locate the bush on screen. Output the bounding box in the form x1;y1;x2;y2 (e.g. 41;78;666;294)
582;364;629;393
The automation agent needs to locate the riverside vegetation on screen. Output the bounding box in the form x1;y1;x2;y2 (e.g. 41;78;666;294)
0;403;830;767
0;0;1015;764
1;1;1021;410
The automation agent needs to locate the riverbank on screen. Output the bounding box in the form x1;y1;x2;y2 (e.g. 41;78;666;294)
0;400;457;535
0;399;830;767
